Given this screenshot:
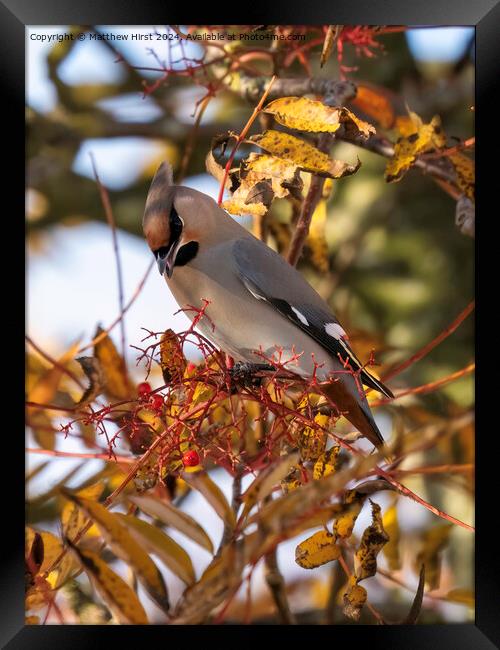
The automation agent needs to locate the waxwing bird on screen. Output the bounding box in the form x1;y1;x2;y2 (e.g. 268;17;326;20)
143;162;394;448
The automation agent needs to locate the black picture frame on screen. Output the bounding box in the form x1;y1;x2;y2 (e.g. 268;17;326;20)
7;1;498;646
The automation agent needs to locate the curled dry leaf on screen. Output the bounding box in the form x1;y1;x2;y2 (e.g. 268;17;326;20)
129;494;214;554
353;500;389;582
61;490;169;612
93;327;135;401
251;130;361;179
160;329;186;385
76;356;104;406
295;530;341;569
66;540;148;625
320;25;341;68
263;97;376;137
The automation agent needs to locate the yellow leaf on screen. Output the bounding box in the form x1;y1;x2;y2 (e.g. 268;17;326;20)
313;445;340;480
415;523;453;590
182;471;236;529
264;97;375;137
298;410;329;461
353;500;389;582
343;577;367;621
61;490;169;612
116;514;195;586
295;530;341;569
242;152;302;199
352;83;395;129
386;113;446;183
160;329;187;385
333;490;366;539
241;452;300;517
251;130;361;179
191;382;215;406
129;494;213;553
61;482;104;546
94;327;134;400
449;153;475;200
67;542;148;624
382;501;401;571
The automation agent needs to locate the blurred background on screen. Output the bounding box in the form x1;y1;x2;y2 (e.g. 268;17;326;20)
26;26;474;623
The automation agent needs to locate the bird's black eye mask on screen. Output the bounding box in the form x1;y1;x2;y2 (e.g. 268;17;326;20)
153;206;198;276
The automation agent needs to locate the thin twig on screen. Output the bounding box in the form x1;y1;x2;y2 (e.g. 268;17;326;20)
217;75;277;205
89;154;127;370
264;547;296;624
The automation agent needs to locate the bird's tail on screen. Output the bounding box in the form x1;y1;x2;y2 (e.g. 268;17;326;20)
320;380;385;449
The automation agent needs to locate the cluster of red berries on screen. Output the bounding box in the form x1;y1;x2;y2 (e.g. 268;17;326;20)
137;382;164;412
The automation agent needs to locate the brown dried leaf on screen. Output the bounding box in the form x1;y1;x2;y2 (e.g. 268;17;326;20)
94;327;134;400
160;329;186;385
320;25;341;68
353;500;389;582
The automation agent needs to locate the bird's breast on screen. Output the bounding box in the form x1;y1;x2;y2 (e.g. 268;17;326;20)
166;258;338;379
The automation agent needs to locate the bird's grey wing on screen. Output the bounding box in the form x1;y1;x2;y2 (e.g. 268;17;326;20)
232;238;393;398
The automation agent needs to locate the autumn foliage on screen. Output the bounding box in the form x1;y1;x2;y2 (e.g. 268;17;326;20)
26;25;474;625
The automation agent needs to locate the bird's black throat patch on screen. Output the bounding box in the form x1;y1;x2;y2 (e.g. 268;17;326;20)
175;241;199;267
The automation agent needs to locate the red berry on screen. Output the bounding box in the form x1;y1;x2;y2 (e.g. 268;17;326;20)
137;382;152;397
150;394;164;411
182;450;200;467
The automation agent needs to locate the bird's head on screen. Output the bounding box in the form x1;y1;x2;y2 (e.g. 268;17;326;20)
143;162;211;278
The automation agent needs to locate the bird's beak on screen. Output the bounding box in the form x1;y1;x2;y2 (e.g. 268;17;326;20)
157;241;180;278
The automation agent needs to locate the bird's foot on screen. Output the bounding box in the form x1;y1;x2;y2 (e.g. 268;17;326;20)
229;362;275;389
